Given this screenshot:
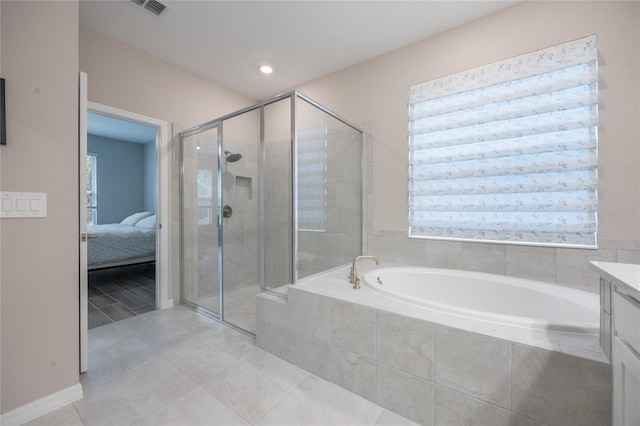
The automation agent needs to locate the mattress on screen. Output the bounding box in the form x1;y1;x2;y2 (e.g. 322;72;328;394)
87;223;156;269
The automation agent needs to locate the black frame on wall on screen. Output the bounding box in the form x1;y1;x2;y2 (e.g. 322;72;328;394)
0;78;6;145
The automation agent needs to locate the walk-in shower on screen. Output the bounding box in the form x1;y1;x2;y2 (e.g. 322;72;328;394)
178;91;363;334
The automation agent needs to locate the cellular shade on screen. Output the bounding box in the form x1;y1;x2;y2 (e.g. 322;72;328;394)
408;35;598;247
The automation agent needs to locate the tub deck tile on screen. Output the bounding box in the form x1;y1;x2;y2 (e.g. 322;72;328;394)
434;324;511;410
376;310;434;381
511;344;612;426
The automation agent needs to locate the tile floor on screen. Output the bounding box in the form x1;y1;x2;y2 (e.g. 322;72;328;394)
27;306;417;426
88;263;156;329
195;283;261;334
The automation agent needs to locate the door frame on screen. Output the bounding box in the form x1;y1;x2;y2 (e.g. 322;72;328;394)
80;98;171;371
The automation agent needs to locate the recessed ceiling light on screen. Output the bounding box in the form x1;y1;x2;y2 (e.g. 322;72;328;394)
260;65;273;74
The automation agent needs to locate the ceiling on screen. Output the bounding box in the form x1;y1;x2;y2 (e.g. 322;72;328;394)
88;111;157;143
79;0;520;101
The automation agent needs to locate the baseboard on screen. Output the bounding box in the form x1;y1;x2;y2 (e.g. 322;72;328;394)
0;383;83;426
160;298;174;309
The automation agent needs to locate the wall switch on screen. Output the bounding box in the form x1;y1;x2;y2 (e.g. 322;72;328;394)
0;192;47;218
2;197;12;212
16;198;27;212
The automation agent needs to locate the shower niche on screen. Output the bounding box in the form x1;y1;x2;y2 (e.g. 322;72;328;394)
178;91;363;334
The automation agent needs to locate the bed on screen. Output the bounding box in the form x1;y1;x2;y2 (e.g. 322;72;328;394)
87;212;157;270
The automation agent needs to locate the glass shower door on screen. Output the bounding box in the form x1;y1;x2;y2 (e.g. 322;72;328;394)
180;124;221;315
221;109;260;333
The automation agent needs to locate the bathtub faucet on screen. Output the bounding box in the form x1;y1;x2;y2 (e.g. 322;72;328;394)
349;255;380;290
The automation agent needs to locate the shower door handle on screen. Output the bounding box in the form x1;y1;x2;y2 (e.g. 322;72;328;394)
222;205;233;218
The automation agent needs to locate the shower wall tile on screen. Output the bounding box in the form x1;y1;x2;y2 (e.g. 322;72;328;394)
293;124;362;277
331;346;377;403
555;247;616;293
434;385;511;426
434;324;511;409
511;344;612;426
617;249;640;264
425;240;464;269
506;245;556;283
598;238;640;250
344;209;364;236
331;300;376;359
367;230;399;263
365;194;375;238
340;233;362;260
376;364;434;426
393;236;428;267
462;242;506;275
376;310;434;380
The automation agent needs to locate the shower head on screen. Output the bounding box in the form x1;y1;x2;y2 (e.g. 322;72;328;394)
224;150;242;163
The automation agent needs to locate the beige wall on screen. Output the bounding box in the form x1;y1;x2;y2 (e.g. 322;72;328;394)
0;1;80;414
80;25;254;131
298;1;640;242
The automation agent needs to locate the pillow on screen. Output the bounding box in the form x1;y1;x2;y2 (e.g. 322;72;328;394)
120;212;154;226
135;214;156;229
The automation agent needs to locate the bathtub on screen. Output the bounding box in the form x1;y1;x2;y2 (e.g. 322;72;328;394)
363;266;599;334
258;264;610;424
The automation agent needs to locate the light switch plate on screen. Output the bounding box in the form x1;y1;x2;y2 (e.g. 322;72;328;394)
1;192;47;218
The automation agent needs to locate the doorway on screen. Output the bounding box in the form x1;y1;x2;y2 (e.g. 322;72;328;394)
85;112;158;327
80;98;171;372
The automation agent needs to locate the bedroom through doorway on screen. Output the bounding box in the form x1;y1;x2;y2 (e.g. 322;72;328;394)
79;87;171;372
85;111;159;329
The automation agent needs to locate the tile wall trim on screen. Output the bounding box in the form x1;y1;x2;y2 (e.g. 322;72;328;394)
365;230;640;294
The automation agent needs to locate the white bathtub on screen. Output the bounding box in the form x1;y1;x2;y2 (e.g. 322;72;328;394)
363;267;599;334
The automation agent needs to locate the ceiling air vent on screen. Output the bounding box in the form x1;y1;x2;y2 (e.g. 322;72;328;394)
130;0;169;16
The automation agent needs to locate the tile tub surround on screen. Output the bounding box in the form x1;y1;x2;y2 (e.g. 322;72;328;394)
365;230;639;295
256;265;612;426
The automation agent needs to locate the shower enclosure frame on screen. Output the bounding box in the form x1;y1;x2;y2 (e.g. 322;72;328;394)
178;90;364;333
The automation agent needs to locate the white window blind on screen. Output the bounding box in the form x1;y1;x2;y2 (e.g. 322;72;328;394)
86;153;97;225
297;126;328;231
408;35;598;247
197;169;214;225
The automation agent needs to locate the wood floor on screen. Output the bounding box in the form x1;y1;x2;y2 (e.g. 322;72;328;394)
88;262;156;329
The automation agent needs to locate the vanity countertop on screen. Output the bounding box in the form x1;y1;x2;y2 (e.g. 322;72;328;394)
590;261;640;300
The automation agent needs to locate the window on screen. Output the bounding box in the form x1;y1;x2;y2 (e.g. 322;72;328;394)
197;169;214;225
297;126;328;231
408;35;598;247
86;154;97;225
